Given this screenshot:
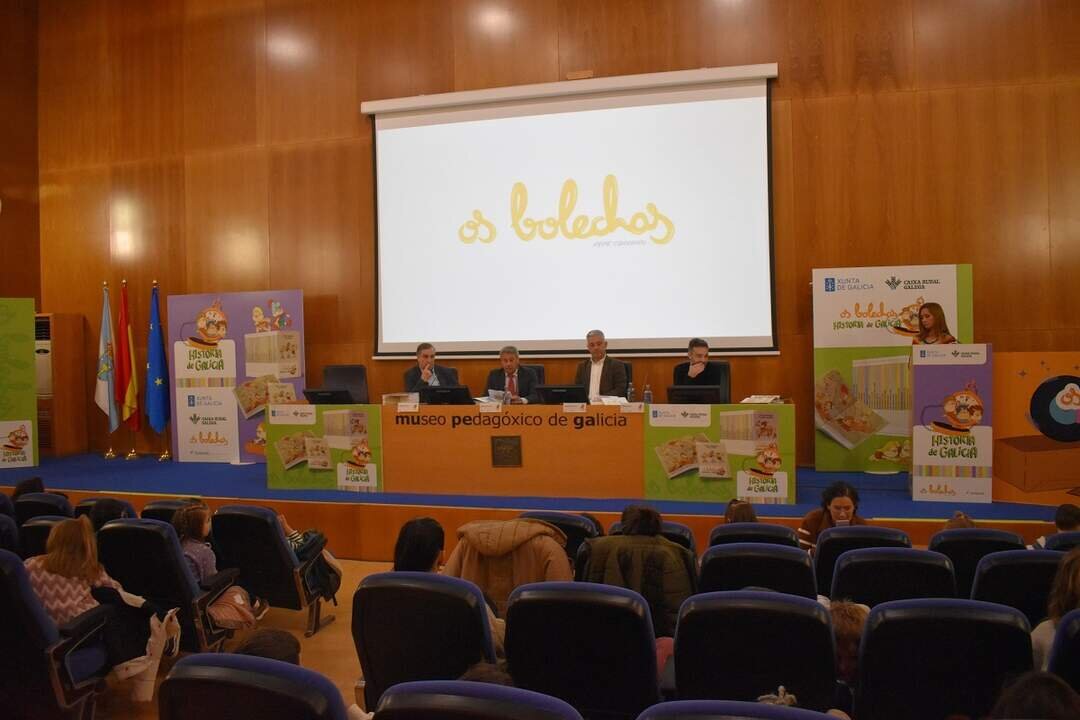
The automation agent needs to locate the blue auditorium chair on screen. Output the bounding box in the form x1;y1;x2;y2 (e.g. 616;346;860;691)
97;518;235;652
20;515;66;558
1045;531;1080;553
211;505;335;637
638;700;837;719
376;680;584;720
0;491;14;517
927;528;1024;598
698;543;816;598
159;653;347;720
830;548;955;606
674;590;836;712
971;549;1062;626
506;582;660;720
15;492;73;525
353;572;496;710
708;522;799;548
141;498;197;524
1049;608;1080;694
610;519;697;553
0;513;19;555
0;549;112;720
857;599;1032;720
520;511;599;561
813;526;910;598
74;496;137;522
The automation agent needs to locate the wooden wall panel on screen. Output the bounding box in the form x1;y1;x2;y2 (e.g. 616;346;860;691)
184;149;270;292
1046;0;1080;80
913;86;1052;336
683;0;789;97
266;0;361;143
451;0;559;91
788;0;914;97
913;0;1047;89
357;0;454;102
557;0;686;79
1049;83;1080;331
183;0;265;152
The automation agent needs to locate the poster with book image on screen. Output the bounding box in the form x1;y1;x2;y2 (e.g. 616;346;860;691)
643;403;795;503
168;291;304;463
266;404;382;493
0;299;37;468
911;344;993;503
812;265;973;471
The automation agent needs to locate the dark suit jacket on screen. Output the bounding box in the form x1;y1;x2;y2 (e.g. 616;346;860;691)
484;366;540;404
574;356;629;399
403;365;459;392
673;361;729;387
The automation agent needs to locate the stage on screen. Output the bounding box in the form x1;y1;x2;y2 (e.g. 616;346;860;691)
1;454;1058;560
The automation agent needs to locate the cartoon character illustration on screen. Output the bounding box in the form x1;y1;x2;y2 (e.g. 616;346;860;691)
194;300;228;345
889;297;925;337
252;306;271;333
348;439;372;467
871;439;912;462
930;381;984;435
4;425;29;451
254;422;267;446
269;300;291;331
749;444;782;477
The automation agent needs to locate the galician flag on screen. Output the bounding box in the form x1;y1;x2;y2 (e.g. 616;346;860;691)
115;282;141;430
145;284;170;433
95;285;120;432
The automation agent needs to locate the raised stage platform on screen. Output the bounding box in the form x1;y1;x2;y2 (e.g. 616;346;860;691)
1;454;1058;560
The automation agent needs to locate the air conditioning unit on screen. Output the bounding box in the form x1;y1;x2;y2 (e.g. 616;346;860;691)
35;314;87;456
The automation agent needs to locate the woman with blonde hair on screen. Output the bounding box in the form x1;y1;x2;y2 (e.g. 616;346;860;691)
914;302;957;345
24;516;179;701
1032;547;1080;669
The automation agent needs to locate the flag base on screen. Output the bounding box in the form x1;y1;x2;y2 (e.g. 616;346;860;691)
125;449;138;460
104;448;117;460
158;449;171;462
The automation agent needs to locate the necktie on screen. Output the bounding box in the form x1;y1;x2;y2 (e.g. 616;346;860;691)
507;373;517;398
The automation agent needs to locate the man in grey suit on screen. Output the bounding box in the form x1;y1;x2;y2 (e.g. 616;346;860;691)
573;329;628;401
483;346;540;404
403;342;459;391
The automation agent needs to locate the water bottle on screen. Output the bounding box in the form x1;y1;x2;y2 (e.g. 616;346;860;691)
626;381;635;402
643;384;653;404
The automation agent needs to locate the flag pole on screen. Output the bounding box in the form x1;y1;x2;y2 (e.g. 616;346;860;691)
102;281;117;460
122;279;138;460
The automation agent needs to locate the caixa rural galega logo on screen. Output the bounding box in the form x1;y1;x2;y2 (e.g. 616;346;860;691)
885;276;902;290
885;276;943;291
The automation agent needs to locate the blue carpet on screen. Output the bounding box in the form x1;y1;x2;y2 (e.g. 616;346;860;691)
0;454;1055;522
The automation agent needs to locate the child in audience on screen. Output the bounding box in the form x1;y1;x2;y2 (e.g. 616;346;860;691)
235;628;301;665
1031;503;1080;549
724;499;758;523
1032;547;1080;669
393;517;505;655
829;601;870;713
12;476;45;501
24;516;178;701
459;661;515;686
173;503;267;627
990;671;1080;718
88;497;133;531
277;512;344;602
943;510;976;530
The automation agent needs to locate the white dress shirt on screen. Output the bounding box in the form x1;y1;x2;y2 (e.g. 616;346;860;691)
588;358;605;400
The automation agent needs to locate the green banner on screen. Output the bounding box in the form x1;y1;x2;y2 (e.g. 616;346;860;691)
0;299;37;468
266;404;382;491
643;403;796;504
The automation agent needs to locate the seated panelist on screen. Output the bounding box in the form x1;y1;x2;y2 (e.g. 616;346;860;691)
673;338;727;385
484;346;539;404
573;329;628;401
403;342;459;391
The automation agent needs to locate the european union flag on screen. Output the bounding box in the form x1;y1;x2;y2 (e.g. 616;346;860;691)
145;285;170;433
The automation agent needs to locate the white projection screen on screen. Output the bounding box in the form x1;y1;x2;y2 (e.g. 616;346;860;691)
364;65;778;357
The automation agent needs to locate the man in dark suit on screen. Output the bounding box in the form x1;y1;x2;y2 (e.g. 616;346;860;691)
673;338;728;385
573;329;628;401
403;342;459;391
483;346;540;404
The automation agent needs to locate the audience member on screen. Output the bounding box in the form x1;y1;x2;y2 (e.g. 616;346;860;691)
829;601;870;713
943;510;976;530
235;628;301;666
88;497;133;531
12;476;45;501
173;503;267;628
1032;547;1080;669
797;481;867;555
23;516;178;701
394;517;506;655
443;516;571;616
458;661;515;686
1031;503;1080;549
724;499;758;523
277;513;343;602
990;671;1080;719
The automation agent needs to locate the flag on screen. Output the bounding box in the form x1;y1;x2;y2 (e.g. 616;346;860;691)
95;285;120;432
145;284;170;433
115;282;141;431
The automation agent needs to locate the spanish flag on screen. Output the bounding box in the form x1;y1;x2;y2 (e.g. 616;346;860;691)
114;281;141;430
